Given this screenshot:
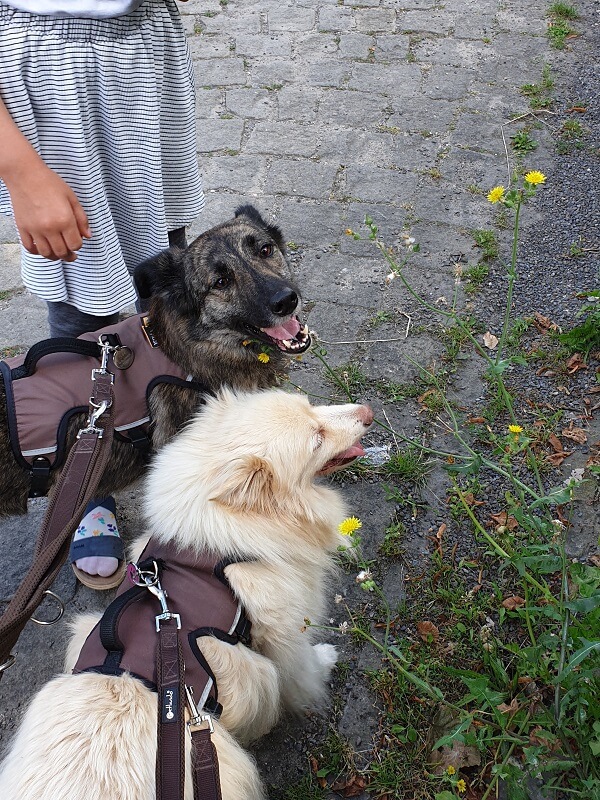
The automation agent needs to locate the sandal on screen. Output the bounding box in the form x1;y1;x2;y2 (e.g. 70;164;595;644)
69;498;127;590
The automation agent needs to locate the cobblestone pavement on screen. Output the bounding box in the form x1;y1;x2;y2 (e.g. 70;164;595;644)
0;1;598;797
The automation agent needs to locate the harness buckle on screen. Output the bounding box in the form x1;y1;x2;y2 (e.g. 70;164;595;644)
185;685;214;734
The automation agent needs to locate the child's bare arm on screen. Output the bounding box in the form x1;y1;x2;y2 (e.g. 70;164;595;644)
0;97;91;261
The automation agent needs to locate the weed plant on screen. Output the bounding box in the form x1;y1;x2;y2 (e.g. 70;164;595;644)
308;171;599;799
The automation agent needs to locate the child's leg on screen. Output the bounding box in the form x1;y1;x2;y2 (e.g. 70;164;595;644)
168;226;187;250
47;301;119;339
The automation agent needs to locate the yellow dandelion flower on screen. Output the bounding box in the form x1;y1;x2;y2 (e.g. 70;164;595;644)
456;779;467;794
487;185;505;203
345;228;355;236
242;339;251;346
338;516;362;536
257;352;270;363
508;424;523;434
446;766;456;776
524;170;546;185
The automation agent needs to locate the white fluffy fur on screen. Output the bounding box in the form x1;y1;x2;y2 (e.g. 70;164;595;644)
0;389;372;800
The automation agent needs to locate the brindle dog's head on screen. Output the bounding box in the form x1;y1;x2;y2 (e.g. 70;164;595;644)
134;206;311;389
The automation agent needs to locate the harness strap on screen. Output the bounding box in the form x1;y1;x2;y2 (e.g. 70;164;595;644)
11;337;103;380
156;619;186;800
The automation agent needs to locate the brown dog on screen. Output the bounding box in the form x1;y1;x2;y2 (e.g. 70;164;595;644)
0;206;310;516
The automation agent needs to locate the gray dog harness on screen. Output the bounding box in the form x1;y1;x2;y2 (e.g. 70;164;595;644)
0;314;210;497
72;538;253;718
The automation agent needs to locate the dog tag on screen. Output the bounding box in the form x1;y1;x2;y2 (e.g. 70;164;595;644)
113;346;135;370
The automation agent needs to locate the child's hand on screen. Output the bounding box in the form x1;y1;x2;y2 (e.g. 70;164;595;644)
5;158;91;262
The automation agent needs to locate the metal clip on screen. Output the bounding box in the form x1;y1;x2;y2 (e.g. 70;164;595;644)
95;335;115;376
185;685;214;733
77;398;111;438
130;560;181;631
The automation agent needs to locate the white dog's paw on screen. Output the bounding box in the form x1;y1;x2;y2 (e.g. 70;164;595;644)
313;643;338;674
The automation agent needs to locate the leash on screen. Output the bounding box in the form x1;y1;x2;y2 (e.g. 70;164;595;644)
132;561;222;800
0;337;116;680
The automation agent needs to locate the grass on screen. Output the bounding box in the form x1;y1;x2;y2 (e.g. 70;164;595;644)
472;229;499;260
548;1;578;18
520;64;554;109
558;293;600;358
510;130;538;155
546;4;578;49
557;119;586;153
302;178;599;799
382;446;433;487
379;520;406;559
0;345;24;359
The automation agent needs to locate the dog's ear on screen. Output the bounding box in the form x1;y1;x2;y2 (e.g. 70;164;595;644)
211;455;276;515
234;205;285;252
133;249;183;300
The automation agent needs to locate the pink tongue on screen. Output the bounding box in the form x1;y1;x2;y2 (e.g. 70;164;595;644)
261;317;301;341
337;443;366;461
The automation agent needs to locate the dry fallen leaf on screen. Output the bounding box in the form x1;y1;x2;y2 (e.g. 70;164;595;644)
462;492;485;507
566;353;587;374
489;511;519;531
417;620;440;642
548;433;564;453
482;331;499;349
429;740;481;774
497;698;519;715
562;425;587;444
546;451;571;467
533;312;561;333
331;775;368;797
502;596;526;610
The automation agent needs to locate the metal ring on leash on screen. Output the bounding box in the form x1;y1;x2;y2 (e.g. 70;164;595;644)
0;654;16;673
31;590;65;626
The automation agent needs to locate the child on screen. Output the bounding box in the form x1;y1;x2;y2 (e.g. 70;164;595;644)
0;0;204;585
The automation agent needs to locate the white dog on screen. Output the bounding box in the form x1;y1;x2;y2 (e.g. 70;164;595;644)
0;389;373;800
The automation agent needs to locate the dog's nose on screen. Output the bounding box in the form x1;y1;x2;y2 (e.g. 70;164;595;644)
270;288;298;317
359;405;374;426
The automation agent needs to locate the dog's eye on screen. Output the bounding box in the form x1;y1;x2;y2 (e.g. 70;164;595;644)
259;243;273;259
213;274;232;289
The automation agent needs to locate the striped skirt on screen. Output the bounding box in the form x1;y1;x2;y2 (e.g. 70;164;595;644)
0;0;204;315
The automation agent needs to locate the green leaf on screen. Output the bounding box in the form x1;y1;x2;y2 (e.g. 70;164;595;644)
443;455;483;475
565;593;600;615
435;793;457;800
529;485;574;508
431;715;473;750
554;638;600;684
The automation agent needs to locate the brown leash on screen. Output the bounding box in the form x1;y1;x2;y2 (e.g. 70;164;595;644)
133;561;222;800
0;343;116;679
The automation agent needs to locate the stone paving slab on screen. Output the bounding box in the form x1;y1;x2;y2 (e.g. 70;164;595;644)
0;0;597;796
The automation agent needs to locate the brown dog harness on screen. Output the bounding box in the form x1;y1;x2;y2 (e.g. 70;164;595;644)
0;314;210;497
73;538;251;714
73;538;251;799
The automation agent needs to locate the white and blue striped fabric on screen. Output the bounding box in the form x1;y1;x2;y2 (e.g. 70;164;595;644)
0;0;204;315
